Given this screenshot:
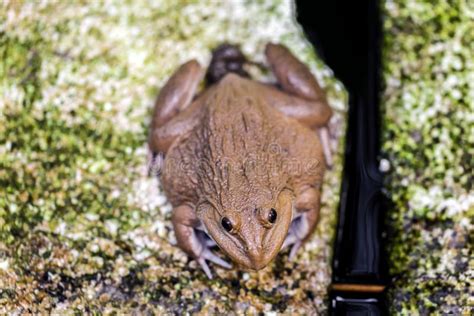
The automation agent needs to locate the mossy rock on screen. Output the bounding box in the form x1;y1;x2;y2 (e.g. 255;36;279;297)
0;1;347;314
382;0;473;313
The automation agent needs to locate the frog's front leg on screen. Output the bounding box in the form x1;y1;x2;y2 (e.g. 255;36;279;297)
283;185;321;259
264;43;334;167
172;204;232;279
148;60;204;174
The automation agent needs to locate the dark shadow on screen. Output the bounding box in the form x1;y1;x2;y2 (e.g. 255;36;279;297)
295;0;389;314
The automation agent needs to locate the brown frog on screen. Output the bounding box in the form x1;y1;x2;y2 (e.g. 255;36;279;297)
148;43;333;278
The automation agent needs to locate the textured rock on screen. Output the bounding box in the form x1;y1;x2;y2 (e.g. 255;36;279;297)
382;0;473;313
0;1;347;314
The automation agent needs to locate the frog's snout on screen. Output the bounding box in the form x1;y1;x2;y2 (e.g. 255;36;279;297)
246;245;267;270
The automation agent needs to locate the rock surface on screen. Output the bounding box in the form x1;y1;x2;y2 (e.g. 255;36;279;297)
382;0;473;313
0;1;347;314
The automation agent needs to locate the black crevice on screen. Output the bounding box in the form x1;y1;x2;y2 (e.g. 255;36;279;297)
296;1;388;314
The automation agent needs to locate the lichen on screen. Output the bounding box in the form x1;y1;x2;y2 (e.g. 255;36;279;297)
0;1;347;314
382;0;473;313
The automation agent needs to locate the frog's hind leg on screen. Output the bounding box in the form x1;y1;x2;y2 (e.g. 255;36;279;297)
264;43;334;167
148;60;204;174
172;204;232;279
150;60;203;130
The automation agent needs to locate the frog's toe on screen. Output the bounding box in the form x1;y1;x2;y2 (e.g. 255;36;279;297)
197;257;213;279
205;238;217;247
282;210;317;260
147;148;164;176
202;248;232;269
289;241;303;260
191;229;231;278
282;232;297;249
318;126;333;168
196;248;232;279
282;232;303;260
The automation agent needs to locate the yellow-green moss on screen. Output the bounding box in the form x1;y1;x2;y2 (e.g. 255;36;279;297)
382;0;473;313
0;1;347;314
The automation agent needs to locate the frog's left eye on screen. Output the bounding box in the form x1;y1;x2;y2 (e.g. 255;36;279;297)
268;208;277;223
221;217;233;232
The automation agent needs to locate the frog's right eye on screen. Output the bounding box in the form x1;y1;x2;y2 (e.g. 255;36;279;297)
221;217;233;232
268;208;277;223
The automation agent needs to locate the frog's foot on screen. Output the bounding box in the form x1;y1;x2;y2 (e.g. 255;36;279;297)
282;187;321;259
196;247;232;279
282;213;309;260
172;205;231;279
194;230;231;278
147;148;164;177
179;226;232;279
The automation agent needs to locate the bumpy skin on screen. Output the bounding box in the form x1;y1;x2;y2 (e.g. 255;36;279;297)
148;43;332;278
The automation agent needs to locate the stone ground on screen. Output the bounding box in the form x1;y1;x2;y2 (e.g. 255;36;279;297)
0;1;347;314
382;0;473;314
2;0;472;314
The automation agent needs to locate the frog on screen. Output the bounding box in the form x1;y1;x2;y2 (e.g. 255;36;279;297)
148;43;334;278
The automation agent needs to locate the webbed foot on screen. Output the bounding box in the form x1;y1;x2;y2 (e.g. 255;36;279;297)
172;205;232;279
282;213;308;260
282;186;321;259
196;247;232;279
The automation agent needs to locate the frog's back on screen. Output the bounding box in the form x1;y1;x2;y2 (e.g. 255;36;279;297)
162;74;325;208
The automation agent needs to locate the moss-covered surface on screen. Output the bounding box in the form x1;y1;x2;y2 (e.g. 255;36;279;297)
382;0;473;314
0;1;347;314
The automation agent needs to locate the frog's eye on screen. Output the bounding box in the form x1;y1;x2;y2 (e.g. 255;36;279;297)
221;217;233;232
268;208;277;223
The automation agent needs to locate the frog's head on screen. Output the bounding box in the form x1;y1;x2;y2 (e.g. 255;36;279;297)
198;189;294;270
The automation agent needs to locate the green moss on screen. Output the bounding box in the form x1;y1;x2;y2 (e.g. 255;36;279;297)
382;0;473;313
0;1;347;314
